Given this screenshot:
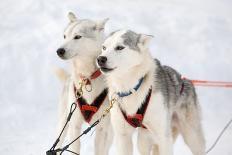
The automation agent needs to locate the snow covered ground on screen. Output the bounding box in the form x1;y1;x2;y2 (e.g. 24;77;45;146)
0;0;232;154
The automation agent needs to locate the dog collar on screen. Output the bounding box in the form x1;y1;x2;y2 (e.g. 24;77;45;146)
117;77;144;98
79;69;102;85
89;69;102;80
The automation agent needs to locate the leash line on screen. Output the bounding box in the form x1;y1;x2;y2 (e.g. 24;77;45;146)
62;120;100;149
206;118;232;154
182;77;232;88
194;83;232;88
61;149;79;155
49;102;77;151
191;80;232;85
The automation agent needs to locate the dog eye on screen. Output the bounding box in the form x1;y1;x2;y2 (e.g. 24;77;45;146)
64;35;66;39
115;45;125;51
102;46;106;50
74;35;82;39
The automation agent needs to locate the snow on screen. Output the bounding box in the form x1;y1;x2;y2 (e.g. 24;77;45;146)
0;0;232;154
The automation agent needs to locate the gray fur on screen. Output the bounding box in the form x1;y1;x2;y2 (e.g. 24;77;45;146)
79;25;96;38
109;30;120;37
66;19;97;39
153;59;197;109
121;30;140;51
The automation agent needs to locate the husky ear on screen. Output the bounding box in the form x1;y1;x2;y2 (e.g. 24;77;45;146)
68;12;78;22
95;18;109;31
138;34;153;47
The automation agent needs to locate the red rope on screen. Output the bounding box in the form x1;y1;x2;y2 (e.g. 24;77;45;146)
193;83;232;88
182;77;232;88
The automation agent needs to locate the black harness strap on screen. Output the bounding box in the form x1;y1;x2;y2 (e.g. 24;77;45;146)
119;88;152;128
75;88;108;123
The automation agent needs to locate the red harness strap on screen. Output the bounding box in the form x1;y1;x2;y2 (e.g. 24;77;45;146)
119;88;152;128
73;69;106;123
74;86;108;123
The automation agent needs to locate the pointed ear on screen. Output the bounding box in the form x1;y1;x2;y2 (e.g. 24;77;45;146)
95;18;109;30
68;12;77;22
138;34;153;47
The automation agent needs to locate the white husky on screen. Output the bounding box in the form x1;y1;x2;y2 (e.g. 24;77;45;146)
97;30;206;155
55;12;112;155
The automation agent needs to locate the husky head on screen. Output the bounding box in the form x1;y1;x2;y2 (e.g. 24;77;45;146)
97;30;153;74
57;12;109;60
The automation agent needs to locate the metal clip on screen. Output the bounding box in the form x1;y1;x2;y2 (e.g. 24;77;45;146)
85;83;92;92
100;95;119;120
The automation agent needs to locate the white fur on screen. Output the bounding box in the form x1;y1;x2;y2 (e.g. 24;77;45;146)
55;12;112;155
98;30;205;155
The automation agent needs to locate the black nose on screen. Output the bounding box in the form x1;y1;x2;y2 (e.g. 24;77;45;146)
57;48;65;57
97;56;107;66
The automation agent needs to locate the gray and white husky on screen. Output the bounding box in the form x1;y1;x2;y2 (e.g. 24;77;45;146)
55;12;112;155
97;30;205;155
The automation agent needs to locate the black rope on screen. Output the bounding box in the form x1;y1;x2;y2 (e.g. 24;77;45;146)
60;149;79;155
47;102;77;154
48;120;100;155
206;118;232;154
59;119;100;152
47;101;101;155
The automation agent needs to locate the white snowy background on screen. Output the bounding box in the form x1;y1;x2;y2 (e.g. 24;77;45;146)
0;0;232;154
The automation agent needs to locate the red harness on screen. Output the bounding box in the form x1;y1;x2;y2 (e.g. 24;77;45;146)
74;86;108;123
119;88;152;128
74;69;108;123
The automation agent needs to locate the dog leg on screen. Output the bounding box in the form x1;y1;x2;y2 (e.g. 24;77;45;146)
149;125;179;155
56;83;70;150
114;131;133;155
178;106;206;155
171;126;179;143
137;128;153;155
179;121;205;155
147;116;173;155
111;105;134;155
56;111;68;150
150;126;179;155
157;133;173;155
94;115;113;155
152;144;159;155
66;111;83;154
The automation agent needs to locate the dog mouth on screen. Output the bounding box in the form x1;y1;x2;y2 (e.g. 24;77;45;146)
100;67;115;73
58;55;67;60
58;53;78;60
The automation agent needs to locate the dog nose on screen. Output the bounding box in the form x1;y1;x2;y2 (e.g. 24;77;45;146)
57;48;65;57
97;56;107;66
